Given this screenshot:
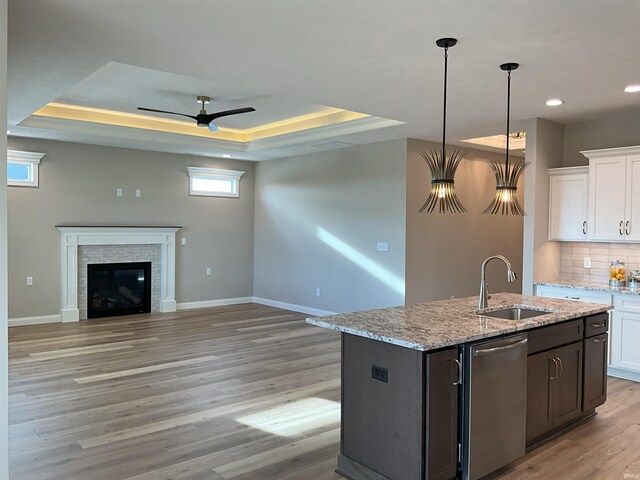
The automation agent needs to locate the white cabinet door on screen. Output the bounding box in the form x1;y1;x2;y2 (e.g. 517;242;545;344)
588;157;627;241
610;309;640;373
625;155;640;241
549;169;588;241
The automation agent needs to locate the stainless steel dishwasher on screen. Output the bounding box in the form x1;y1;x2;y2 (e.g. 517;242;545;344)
461;333;528;480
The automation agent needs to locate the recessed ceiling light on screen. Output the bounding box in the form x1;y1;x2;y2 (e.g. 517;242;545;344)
545;99;564;106
222;154;232;158
6;129;10;135
624;85;640;93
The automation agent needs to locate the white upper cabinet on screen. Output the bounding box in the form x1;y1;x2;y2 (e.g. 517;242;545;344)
626;155;640;242
582;146;640;242
548;167;589;241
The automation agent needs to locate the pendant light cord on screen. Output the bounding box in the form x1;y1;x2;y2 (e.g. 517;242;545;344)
442;45;448;164
505;69;511;173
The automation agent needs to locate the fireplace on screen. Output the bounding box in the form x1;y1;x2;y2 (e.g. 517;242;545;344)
87;262;152;318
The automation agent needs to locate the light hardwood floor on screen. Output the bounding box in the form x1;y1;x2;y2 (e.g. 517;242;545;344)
7;304;640;480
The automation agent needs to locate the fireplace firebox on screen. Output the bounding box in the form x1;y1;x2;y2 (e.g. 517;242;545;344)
87;262;152;318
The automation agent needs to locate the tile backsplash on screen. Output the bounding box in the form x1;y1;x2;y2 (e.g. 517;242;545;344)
560;242;640;283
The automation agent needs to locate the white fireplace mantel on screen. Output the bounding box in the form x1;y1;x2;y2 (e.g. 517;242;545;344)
57;226;181;322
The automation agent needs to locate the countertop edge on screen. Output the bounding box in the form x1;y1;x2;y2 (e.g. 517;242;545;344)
535;280;640;296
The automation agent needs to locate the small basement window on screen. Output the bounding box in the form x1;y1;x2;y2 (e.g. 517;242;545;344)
7;150;46;187
187;166;245;198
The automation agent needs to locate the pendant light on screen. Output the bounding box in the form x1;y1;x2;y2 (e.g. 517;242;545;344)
483;63;529;216
418;38;467;214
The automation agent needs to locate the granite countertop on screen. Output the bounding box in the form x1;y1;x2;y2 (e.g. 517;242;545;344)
535;280;640;296
306;293;610;352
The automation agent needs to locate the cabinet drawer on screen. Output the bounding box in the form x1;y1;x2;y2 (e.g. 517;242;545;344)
584;313;609;338
528;319;584;355
614;294;640;313
535;286;612;305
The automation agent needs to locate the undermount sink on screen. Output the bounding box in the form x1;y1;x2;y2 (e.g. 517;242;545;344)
479;307;554;321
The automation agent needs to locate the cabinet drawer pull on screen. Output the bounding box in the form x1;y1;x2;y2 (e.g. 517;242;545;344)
582;221;587;235
556;357;563;378
565;296;581;300
591;337;605;343
453;357;462;386
591;322;606;328
550;358;559;379
626;221;631;236
620;221;624;235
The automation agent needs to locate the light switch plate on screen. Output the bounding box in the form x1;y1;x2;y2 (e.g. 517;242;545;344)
26;276;33;286
206;267;212;276
116;188;123;197
181;237;187;246
135;189;141;197
376;242;389;252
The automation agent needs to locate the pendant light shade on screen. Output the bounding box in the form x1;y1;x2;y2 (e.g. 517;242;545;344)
418;38;467;214
483;62;529;216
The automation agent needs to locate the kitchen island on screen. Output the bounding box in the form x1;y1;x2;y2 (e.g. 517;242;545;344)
307;293;611;480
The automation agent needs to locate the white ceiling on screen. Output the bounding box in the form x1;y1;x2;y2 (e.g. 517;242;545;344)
7;0;640;160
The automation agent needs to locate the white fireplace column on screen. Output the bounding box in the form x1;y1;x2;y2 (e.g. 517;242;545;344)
57;226;181;322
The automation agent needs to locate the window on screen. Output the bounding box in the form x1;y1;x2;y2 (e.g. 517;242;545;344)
187;166;245;198
7;150;45;187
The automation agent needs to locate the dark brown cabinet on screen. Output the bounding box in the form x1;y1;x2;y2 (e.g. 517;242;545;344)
526;313;609;447
340;333;458;480
526;342;583;444
583;333;608;411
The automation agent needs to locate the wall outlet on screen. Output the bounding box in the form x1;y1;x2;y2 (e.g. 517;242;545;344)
584;257;592;269
135;189;141;198
26;276;33;286
316;288;321;297
181;237;187;246
206;267;212;276
376;242;389;252
116;187;123;197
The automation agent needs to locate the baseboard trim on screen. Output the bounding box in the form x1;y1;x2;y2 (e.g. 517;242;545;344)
176;297;254;310
608;367;640;383
9;314;61;327
252;297;336;317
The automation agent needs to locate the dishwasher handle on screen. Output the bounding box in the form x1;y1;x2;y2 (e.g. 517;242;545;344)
473;338;528;357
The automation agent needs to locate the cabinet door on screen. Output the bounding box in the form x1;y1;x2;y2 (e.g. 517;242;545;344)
625;155;640;241
610;309;640;372
552;342;583;427
526;351;555;444
583;334;608;411
588;157;627;241
426;348;459;480
549;172;588;241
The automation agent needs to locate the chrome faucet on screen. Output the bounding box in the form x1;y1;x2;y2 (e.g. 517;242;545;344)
479;255;517;310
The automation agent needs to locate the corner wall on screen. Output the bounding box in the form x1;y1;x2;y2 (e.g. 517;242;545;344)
1;0;9;475
405;139;524;304
6;138;255;319
522;118;564;294
253;139;407;314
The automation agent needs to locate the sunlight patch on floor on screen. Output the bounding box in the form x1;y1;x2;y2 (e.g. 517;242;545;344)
235;397;340;437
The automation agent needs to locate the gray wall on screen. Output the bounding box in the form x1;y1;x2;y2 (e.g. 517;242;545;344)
563;109;640;166
522;118;564;294
405;139;524;305
1;0;9;474
253;139;407;313
6;138;255;318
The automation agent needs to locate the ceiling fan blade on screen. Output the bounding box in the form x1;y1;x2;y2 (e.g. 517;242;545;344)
208;122;220;132
137;107;197;120
207;107;256;121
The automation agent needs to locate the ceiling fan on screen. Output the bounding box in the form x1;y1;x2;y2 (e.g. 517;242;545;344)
137;96;255;132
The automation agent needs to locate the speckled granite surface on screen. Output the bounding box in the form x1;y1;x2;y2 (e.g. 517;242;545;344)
306;293;610;351
535;280;640;296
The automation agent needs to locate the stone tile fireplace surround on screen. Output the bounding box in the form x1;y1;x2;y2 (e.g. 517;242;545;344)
57;226;180;322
